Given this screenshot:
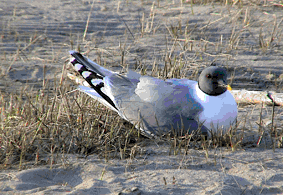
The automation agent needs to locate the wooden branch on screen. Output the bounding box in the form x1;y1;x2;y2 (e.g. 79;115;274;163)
230;90;283;106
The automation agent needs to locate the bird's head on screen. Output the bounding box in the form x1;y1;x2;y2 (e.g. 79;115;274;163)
198;66;228;96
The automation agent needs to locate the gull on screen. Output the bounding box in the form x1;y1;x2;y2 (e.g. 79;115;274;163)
68;51;237;138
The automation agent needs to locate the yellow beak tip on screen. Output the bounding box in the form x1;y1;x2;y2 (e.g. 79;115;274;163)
227;85;232;91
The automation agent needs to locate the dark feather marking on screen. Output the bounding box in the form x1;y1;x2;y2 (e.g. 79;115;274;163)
70;55;118;110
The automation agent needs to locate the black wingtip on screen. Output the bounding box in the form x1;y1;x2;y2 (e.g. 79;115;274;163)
68;50;118;111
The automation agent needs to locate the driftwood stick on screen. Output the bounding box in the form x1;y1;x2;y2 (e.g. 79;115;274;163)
230;90;283;106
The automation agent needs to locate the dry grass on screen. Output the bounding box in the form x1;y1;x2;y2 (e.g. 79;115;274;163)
0;83;148;169
1;0;283;170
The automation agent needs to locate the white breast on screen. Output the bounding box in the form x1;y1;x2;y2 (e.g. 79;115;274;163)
193;84;238;135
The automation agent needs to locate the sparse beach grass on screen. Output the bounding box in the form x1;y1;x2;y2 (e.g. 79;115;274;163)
0;0;283;172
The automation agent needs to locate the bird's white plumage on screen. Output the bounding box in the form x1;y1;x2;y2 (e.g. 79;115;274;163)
78;86;118;112
82;71;92;78
74;63;83;71
193;82;237;134
165;79;237;135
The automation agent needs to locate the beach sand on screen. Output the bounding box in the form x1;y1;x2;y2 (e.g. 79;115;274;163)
1;146;283;194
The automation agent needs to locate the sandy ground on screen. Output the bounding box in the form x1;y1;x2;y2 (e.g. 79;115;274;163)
1;145;283;194
1;0;283;194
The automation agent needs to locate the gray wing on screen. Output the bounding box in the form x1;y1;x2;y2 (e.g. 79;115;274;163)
105;75;206;136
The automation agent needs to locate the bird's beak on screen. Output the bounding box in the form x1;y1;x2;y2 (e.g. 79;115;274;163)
227;85;232;91
218;79;232;91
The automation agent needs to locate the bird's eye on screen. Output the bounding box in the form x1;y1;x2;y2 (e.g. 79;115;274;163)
206;74;212;78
